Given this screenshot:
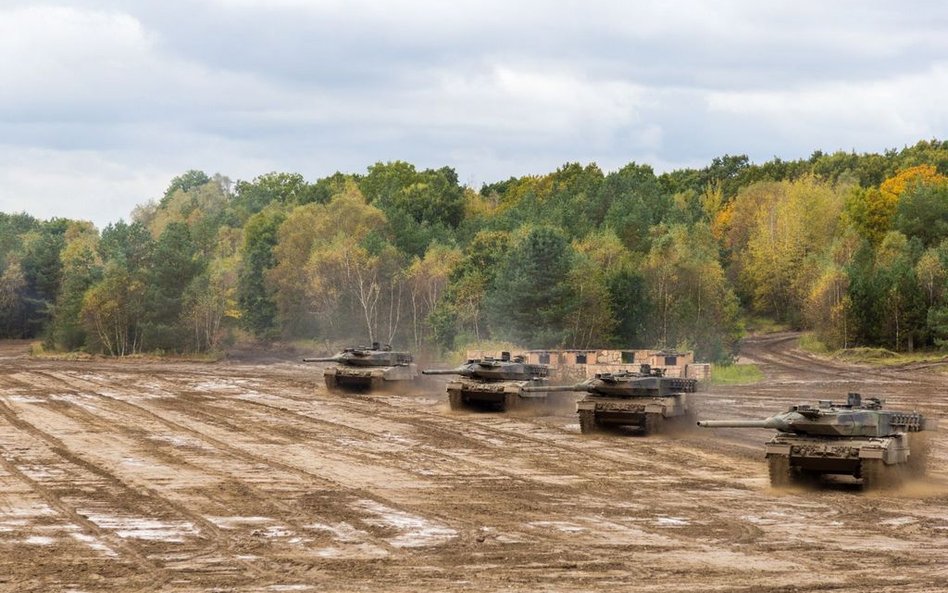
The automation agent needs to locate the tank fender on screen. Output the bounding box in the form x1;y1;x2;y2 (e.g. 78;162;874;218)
765;443;792;457
857;447;885;460
645;402;665;414
576;400;596;412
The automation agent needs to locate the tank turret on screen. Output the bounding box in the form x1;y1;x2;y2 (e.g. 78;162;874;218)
698;393;937;489
523;367;696;397
422;352;549;382
697;393;934;437
303;342;413;367
422;352;550;412
522;365;698;435
303;342;417;391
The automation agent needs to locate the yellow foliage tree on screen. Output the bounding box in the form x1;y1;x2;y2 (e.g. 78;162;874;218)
880;164;948;199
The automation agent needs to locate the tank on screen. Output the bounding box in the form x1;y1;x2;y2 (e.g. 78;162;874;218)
524;364;698;434
303;342;418;392
422;352;550;411
697;393;937;489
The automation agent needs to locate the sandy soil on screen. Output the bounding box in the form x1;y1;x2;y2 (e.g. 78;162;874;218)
0;334;946;592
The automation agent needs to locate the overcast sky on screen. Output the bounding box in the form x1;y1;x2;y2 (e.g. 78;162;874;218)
1;0;946;228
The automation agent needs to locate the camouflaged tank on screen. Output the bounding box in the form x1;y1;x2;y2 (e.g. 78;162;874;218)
524;364;698;434
422;352;550;411
698;393;937;489
303;342;418;392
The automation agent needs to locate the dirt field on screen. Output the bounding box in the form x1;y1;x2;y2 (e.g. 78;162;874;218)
1;334;946;593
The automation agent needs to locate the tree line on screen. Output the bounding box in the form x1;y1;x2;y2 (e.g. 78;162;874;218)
1;140;946;362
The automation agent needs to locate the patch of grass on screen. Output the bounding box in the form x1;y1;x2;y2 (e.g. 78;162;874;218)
798;333;948;367
711;363;764;385
742;315;792;336
798;332;830;354
834;347;947;367
834;347;899;362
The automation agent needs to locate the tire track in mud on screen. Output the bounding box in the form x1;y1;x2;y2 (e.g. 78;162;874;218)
166;375;780;552
0;390;288;586
744;333;946;387
42;378;625;576
11;370;473;560
32;368;768;559
5;372;406;551
0;397;169;591
4;345;947;592
165;371;759;497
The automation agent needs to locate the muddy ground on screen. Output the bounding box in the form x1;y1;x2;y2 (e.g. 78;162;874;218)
0;334;946;592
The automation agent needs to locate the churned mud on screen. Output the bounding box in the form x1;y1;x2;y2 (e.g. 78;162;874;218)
0;335;945;592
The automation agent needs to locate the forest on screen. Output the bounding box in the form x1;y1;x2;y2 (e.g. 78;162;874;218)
1;140;946;363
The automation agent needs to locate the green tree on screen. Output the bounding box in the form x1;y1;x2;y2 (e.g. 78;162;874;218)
49;223;101;350
161;169;211;204
232;172;319;220
238;206;285;338
484;226;577;347
81;263;146;355
0;255;28;338
601;163;670;253
895;184;948;248
642;224;741;362
359;162;464;256
141;222;203;351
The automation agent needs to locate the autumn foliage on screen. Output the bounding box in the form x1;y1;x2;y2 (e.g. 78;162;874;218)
1;140;947;360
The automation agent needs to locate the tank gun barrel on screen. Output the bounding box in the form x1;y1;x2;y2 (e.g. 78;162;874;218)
522;384;584;393
302;357;339;363
697;419;781;429
422;368;465;376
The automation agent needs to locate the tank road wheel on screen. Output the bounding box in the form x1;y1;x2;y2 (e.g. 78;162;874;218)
643;413;663;435
767;455;792;488
448;390;464;411
579;410;599;434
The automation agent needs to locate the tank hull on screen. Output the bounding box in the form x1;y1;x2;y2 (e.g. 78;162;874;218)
576;394;691;435
324;364;418;392
764;433;911;489
446;379;548;412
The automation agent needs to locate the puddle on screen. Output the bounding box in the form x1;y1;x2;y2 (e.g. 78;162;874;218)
7;395;47;404
879;516;917;526
307;521;369;543
656;516;689;526
208;516;274;529
527;521;585;533
353;500;456;548
149;434;208;449
70;532;117;556
80;512;199;542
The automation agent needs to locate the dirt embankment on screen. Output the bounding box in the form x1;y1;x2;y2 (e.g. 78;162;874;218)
0;335;945;592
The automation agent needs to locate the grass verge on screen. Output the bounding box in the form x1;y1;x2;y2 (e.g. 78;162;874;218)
711;363;764;385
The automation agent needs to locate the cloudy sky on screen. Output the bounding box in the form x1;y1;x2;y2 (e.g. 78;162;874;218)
1;0;946;228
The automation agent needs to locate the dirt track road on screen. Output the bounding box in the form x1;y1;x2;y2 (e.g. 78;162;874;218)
1;335;946;592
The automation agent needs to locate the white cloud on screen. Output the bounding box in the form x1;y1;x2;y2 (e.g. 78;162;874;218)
706;63;948;145
0;0;946;225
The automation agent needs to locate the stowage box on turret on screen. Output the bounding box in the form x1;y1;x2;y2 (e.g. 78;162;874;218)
698;393;937;489
303;342;418;392
524;364;698;435
422;352;550;412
